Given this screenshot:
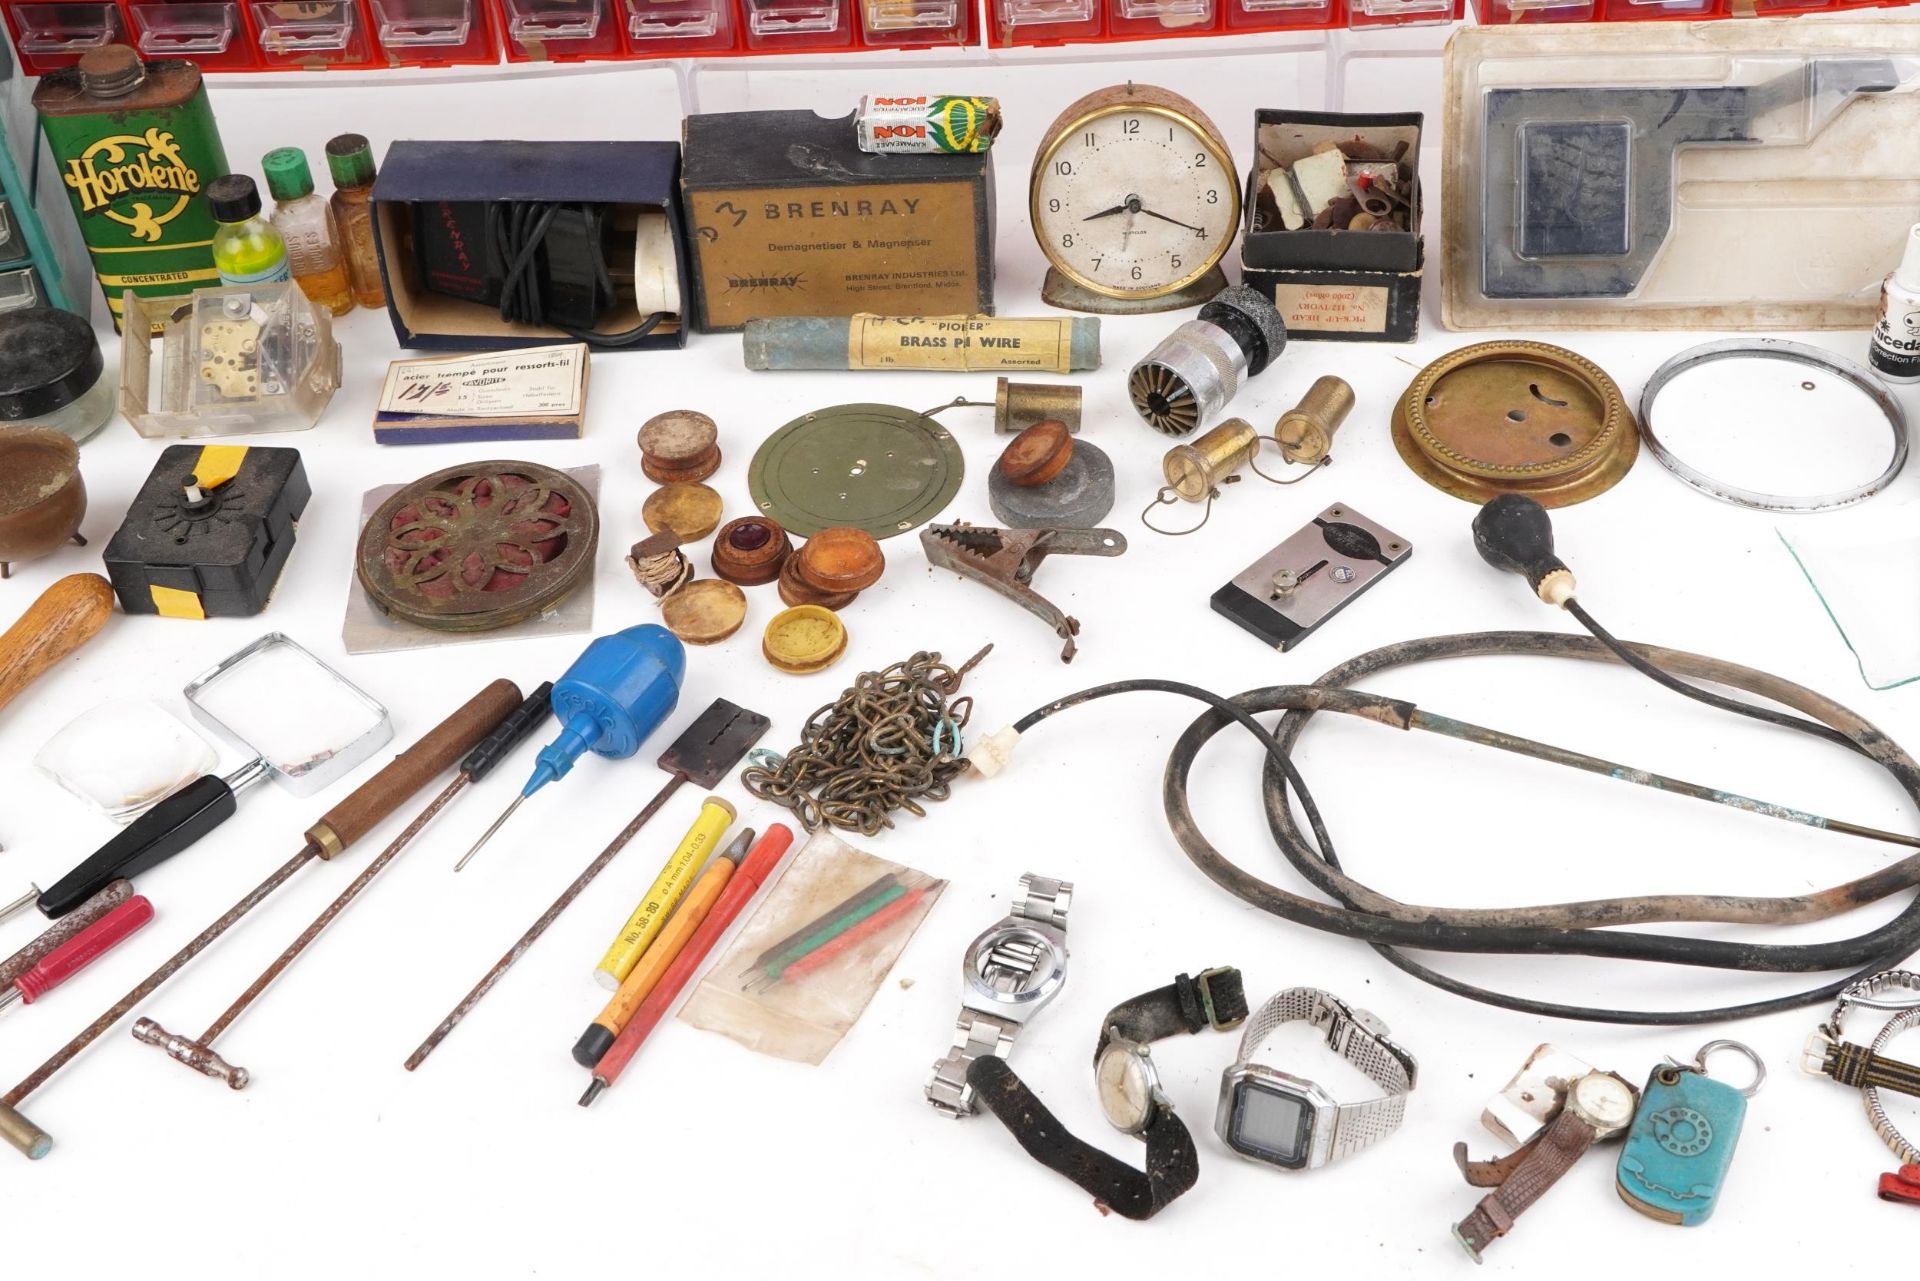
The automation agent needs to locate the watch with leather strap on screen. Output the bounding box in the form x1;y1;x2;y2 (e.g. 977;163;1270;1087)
1451;1069;1639;1261
966;965;1247;1221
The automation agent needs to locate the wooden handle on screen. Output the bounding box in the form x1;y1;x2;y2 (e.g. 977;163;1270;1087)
305;679;522;858
0;574;113;720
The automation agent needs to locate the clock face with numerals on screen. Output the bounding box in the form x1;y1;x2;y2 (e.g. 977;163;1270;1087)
1030;89;1241;303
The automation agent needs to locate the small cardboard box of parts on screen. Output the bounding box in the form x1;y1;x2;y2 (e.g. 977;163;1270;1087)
1239;110;1423;344
679;108;996;334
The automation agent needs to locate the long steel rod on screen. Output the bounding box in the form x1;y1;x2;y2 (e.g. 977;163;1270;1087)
404;773;687;1070
1;845;318;1110
199;777;470;1048
1411;710;1920;850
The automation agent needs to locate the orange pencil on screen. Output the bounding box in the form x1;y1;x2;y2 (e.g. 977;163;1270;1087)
570;827;752;1067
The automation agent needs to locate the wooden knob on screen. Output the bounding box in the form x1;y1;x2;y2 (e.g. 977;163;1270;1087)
711;516;791;587
794;527;885;594
638;410;721;484
997;420;1073;488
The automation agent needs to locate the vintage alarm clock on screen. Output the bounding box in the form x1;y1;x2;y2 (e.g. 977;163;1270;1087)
1029;83;1242;314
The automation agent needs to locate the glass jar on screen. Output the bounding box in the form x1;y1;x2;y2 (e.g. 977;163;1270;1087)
0;307;113;444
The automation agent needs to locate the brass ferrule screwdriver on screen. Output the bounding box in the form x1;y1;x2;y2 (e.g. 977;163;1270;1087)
0;679;524;1160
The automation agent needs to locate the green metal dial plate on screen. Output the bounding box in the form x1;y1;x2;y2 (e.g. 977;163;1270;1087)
749;402;966;539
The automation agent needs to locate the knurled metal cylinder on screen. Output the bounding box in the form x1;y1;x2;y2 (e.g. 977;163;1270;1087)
1274;375;1356;465
1163;418;1260;501
1128;319;1247;436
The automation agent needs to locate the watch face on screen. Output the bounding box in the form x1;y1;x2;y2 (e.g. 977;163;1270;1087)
1096;1040;1159;1134
1568;1072;1638;1135
1225;1078;1314;1168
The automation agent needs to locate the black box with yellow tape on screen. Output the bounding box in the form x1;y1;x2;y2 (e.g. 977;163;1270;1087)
103;444;308;619
1239;109;1423;344
680;108;995;334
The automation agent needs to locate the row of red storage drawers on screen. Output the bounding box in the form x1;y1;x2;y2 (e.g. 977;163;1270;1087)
1;0;1907;72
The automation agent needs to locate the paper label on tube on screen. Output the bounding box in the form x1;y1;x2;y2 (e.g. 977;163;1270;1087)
846;314;1073;372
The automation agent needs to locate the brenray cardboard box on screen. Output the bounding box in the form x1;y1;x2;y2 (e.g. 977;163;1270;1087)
680;108;995;333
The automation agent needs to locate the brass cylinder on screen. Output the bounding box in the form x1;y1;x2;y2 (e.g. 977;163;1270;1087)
1274;376;1356;466
1163;417;1260;502
995;377;1082;435
0;1103;52;1159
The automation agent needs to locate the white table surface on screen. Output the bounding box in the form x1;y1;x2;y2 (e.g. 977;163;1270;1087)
2;50;1916;1277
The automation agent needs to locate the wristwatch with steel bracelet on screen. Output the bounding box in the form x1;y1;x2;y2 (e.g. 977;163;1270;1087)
925;873;1071;1118
1216;986;1417;1170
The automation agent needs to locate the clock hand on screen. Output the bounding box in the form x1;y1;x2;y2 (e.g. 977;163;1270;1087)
1080;204;1132;222
1137;207;1205;235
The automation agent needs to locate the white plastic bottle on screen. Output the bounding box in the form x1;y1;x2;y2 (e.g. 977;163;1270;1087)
1869;222;1920;384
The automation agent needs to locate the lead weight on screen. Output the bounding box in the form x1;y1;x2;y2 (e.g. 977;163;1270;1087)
1616;1039;1763;1226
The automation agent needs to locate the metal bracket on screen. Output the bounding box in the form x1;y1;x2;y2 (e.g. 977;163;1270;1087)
919;523;1126;663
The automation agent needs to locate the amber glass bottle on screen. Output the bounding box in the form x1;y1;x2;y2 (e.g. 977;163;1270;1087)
325;134;384;309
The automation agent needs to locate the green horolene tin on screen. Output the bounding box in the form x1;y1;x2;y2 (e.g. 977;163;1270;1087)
33;46;229;330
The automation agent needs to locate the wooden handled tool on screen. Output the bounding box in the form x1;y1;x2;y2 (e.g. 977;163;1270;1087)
0;574;112;721
0;679;523;1159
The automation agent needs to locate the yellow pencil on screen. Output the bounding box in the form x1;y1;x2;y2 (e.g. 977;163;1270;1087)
571;826;750;1066
592;796;732;990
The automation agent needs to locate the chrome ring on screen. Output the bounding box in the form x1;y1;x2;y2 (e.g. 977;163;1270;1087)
1637;338;1909;512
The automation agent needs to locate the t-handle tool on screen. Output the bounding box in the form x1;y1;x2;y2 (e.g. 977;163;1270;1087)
406;697;770;1069
0;897;153;1013
0;679;523;1161
129;683;551;1089
456;625;686;872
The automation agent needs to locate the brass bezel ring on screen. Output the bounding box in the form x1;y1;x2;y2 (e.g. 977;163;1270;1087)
1391;341;1637;508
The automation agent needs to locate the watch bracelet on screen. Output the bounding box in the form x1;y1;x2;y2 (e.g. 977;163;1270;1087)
1235;987;1416;1161
1867;1004;1920;1164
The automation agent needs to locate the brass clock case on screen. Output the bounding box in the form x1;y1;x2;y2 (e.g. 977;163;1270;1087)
1029;83;1241;308
1391;341;1638;508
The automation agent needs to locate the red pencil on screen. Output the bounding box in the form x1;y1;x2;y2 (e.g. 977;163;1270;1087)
578;823;794;1105
775;886;927;984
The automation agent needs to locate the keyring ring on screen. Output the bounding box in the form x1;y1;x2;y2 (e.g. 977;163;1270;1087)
1693;1039;1767;1098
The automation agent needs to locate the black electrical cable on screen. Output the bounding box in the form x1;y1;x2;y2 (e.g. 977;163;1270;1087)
1009;629;1920;1025
485;201;666;351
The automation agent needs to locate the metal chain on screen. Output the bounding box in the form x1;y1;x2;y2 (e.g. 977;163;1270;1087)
742;647;990;837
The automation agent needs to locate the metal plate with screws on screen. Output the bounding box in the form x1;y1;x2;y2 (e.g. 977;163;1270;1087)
749;403;965;539
1210;503;1411;651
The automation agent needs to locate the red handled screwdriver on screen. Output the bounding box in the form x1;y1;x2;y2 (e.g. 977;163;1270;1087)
0;897;155;1013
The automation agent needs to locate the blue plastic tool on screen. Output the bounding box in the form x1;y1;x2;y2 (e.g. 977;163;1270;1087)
455;625;685;871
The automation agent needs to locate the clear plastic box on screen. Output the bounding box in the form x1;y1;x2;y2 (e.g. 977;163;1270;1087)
1442;20;1920;330
1348;0;1453;25
130;0;241;52
251;0;358;49
1109;0;1213;35
11;1;124;55
501;0;602;40
743;0;847;41
624;0;724;38
0;201;22;267
858;0;966;39
369;0;473;43
0;267;45;313
120;283;341;438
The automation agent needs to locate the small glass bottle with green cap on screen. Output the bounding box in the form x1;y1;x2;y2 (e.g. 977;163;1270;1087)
208;174;290;288
263;146;352;316
326;133;385;310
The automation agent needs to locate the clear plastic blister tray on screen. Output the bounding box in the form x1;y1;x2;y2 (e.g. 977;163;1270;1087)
1442;19;1920;330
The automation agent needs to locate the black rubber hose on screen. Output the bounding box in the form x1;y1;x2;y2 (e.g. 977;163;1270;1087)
1011;632;1920;1024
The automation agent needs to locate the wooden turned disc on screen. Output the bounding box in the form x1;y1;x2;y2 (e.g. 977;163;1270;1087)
778;554;857;610
639;410;721;484
642;482;725;542
711;516;790;586
659;578;747;645
794;526;885;593
997;420;1074;488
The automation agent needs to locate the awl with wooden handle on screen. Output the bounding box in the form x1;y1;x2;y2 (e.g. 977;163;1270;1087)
0;678;524;1161
0;574;112;722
